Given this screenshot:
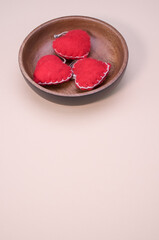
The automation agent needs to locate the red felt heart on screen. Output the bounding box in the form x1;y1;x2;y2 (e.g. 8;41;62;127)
33;55;72;85
72;58;111;90
53;29;91;60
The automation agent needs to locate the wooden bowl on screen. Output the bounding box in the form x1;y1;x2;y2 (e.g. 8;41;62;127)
19;16;128;100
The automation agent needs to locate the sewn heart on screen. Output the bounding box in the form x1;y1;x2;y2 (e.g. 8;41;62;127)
33;55;72;85
53;29;91;60
72;58;111;90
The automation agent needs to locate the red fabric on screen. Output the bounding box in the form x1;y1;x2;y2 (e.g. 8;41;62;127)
53;30;90;60
33;55;72;85
73;58;111;90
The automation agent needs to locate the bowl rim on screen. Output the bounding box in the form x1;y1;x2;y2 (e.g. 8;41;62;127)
18;15;129;97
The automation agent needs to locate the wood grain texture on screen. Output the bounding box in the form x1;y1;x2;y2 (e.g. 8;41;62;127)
18;16;128;99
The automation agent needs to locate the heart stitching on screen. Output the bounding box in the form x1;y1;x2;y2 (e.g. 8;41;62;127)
72;58;111;90
53;29;91;60
33;55;72;85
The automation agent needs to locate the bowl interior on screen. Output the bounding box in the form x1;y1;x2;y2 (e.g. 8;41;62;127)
19;16;128;97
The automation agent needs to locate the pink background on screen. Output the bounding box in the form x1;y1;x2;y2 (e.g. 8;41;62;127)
1;0;159;239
